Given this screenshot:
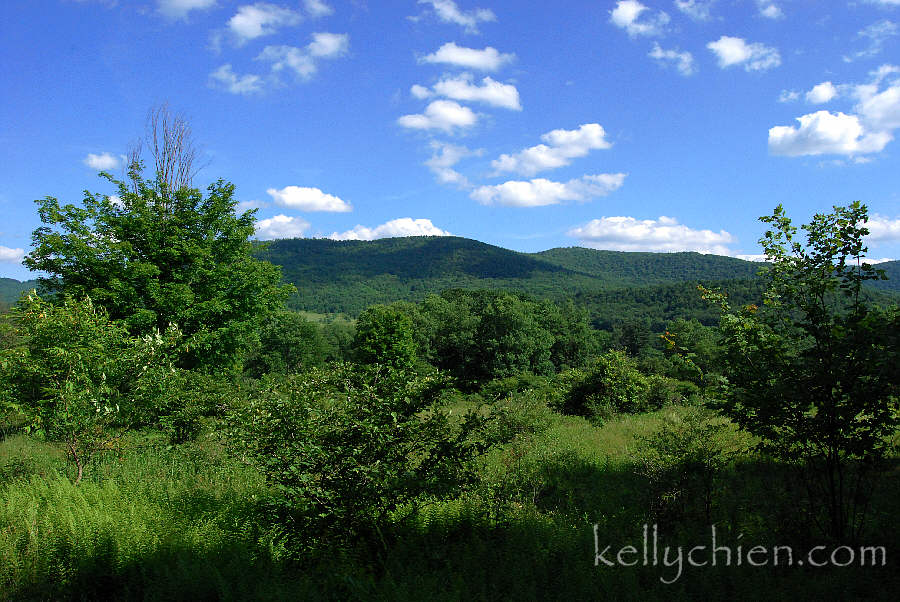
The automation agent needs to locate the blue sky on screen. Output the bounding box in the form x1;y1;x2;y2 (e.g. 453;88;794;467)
2;0;900;280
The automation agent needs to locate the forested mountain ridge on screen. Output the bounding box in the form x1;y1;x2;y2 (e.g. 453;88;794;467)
0;278;38;305
255;236;773;315
4;238;897;315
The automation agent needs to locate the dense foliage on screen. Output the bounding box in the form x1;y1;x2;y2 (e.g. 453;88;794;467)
24;171;290;373
705;203;900;541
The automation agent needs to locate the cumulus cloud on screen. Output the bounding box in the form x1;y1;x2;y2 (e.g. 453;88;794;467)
83;152;124;170
397;100;478;133
330;218;452;241
491;123;612;177
674;0;714;21
471;174;626;208
768;111;892;156
157;0;216;18
425;141;479;188
707;36;781;72
416;0;496;34
610;0;669;37
304;0;333;17
806;81;838;104
228;3;302;43
756;1;783;19
779;89;801;103
865;214;900;242
413;73;521;110
770;66;900;156
257;32;348;80
209;64;264;94
267;186;352;212
648;43;696;76
420;42;514;71
255;214;310;239
568;216;735;254
0;246;25;264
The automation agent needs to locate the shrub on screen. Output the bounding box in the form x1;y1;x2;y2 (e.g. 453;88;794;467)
558;351;650;422
225;363;489;555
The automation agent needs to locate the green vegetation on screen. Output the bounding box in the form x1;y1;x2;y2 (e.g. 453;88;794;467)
0;131;897;600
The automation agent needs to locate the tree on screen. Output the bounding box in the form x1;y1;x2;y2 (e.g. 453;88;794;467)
353;304;418;370
703;202;899;541
0;294;178;483
24;107;291;373
245;310;328;377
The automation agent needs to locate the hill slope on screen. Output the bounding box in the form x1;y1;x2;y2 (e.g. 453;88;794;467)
257;236;766;315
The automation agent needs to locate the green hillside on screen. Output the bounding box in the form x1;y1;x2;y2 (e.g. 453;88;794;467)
255;236;774;315
0;278;37;305
253;236;900;316
868;260;900;292
534;246;762;283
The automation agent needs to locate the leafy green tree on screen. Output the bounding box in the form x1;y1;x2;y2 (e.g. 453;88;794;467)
0;294;178;483
24;111;290;373
245;311;328;377
704;202;899;541
353;304;418;369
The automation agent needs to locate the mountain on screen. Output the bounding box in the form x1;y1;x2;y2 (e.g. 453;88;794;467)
256;236;765;315
867;260;900;292
0;278;38;305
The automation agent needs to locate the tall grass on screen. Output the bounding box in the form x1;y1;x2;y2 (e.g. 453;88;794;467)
1;408;898;600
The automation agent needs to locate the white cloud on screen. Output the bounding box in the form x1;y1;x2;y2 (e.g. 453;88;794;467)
425;141;479;188
257;32;348;80
568;215;735;254
228;3;302;43
857;81;900;132
610;0;669;37
415;73;521;110
416;0;496;34
865;214;900;242
865;0;900;5
707;36;781;72
83;152;124;170
756;1;783;19
771;67;900;157
648;43;696;76
267;186;352;212
420;42;514;71
845;20;899;62
397;100;478;133
674;0;714;21
330;218;452;240
209;64;264;94
471;174;626;207
236;199;268;212
157;0;216;18
806;81;838;104
491;123;612;176
255;214;310;239
779;89;801;103
0;246;25;264
304;0;333;17
768;111;892;156
411;84;433;99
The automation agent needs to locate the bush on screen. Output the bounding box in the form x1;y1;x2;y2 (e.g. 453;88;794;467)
0;295;178;483
633;407;742;527
558;351;650;422
225;363;488;555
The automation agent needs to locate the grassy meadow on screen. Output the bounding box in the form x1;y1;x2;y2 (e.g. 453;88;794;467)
2;398;898;601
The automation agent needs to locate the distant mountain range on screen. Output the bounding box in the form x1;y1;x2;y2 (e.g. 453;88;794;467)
4;237;898;320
